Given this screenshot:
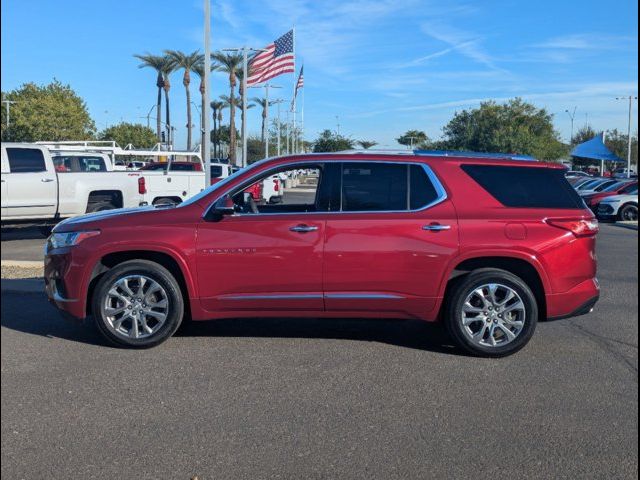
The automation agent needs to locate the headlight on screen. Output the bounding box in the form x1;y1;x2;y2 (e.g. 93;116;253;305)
47;230;100;250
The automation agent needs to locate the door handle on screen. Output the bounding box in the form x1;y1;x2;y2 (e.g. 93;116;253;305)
289;224;318;233
41;178;55;183
422;224;451;232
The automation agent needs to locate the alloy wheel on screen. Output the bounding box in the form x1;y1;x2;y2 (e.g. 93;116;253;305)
460;283;526;348
102;275;169;340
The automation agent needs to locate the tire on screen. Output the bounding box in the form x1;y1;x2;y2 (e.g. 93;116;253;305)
91;260;184;348
86;201;116;213
39;226;53;237
444;268;538;357
618;203;638;222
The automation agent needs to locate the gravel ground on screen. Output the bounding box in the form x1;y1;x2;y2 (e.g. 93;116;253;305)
1;264;43;279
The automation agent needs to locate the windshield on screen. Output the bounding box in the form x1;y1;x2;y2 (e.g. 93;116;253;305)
602;181;627;192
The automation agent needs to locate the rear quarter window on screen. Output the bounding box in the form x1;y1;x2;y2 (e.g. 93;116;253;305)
461;164;585;209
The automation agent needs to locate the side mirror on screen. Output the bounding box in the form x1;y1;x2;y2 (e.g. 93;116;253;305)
213;195;236;216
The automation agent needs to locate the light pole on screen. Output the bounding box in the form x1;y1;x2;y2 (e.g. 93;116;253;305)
144;105;157;130
271;99;285;156
565;106;577;143
250;83;281;159
335;115;340;136
616;95;638;178
203;0;212;185
224;46;268;167
2;100;17;140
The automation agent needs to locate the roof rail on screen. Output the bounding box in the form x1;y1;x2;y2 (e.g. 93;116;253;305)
336;149;414;155
414;149;537;161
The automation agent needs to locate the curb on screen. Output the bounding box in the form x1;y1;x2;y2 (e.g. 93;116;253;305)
615;221;638;231
1;277;44;294
1;260;43;268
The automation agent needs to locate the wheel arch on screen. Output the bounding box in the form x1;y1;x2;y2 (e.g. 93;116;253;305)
86;248;195;318
440;254;548;320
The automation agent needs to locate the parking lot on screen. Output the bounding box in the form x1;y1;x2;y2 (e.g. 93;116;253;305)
0;223;637;479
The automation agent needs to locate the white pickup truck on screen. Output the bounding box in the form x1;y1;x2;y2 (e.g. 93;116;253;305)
1;143;143;226
41;142;208;207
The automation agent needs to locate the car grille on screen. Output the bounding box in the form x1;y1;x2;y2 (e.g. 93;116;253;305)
598;204;614;215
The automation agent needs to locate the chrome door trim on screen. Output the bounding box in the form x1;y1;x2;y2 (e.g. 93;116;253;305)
324;293;404;300
221;293;324;301
422;224;451;231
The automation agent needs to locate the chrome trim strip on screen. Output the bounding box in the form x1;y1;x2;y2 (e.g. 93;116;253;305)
205;159;448;219
324;293;404;300
221;294;323;300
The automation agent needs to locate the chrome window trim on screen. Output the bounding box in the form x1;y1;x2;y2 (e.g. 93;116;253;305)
203;159;448;219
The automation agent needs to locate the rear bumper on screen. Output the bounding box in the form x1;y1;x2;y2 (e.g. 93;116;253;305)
545;277;600;320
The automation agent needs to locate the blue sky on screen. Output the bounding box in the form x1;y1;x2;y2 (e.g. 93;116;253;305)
1;0;638;149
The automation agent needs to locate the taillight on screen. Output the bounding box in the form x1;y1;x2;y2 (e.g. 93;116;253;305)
546;218;599;237
273;179;279;191
138;177;147;194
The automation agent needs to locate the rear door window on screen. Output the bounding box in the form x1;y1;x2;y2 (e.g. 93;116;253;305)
462;164;585;209
7;148;47;173
341;163;407;211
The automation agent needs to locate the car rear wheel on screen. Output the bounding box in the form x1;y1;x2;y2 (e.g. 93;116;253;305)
619;203;638;222
86;201;116;213
445;269;538;357
92;260;184;348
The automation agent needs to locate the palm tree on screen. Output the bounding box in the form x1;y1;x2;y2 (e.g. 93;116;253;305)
165;50;203;150
211;52;243;165
133;53;168;141
251;97;273;145
193;56;217;157
160;55;177;147
210;100;226;159
357;140;378;149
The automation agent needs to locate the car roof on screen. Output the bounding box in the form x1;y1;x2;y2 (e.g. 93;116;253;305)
259;152;563;169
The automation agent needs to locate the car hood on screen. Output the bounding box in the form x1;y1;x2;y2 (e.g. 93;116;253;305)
53;205;172;232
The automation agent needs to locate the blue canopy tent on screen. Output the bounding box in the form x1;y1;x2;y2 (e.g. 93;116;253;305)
571;134;624;175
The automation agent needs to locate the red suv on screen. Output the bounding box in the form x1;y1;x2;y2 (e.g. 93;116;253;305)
44;153;599;357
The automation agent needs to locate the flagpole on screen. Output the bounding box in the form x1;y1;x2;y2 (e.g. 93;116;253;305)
292;25;297;154
264;83;269;159
241;47;248;168
301;66;304;153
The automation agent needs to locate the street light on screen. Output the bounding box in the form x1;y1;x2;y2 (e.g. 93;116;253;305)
616;95;638;178
565;106;577;143
249;83;282;159
2;100;17;140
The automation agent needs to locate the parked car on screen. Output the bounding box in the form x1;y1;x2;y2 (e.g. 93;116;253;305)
565;170;591;179
45;152;600;357
597;193;639;222
1;143;143;228
575;178;615;192
612;168;637;179
140;161;203;172
582;181;637;211
51;152;110;173
578;179;622;196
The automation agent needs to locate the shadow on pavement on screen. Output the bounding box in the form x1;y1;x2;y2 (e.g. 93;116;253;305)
1;226;48;241
1;286;459;354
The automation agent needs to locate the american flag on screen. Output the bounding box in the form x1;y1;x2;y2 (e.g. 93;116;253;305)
247;30;295;86
295;65;304;95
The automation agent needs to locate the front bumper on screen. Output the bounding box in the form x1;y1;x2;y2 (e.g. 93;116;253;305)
44;250;87;321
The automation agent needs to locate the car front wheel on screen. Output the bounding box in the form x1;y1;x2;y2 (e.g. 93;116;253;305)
445;269;538;357
92;260;184;348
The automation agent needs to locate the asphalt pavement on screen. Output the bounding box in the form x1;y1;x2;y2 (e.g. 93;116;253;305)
1;224;638;479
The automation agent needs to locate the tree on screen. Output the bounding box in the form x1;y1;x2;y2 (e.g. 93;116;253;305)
357;140;378;149
165;50;203;150
246;135;266;164
572;125;597;145
193;56;217;156
604;129;638;170
133;53;168;141
160;55;176;146
439;98;568;160
1;80;95;142
396;130;429;149
251;97;272;144
211;52;243;165
98;122;158;148
312;129;355;152
210;100;226;159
